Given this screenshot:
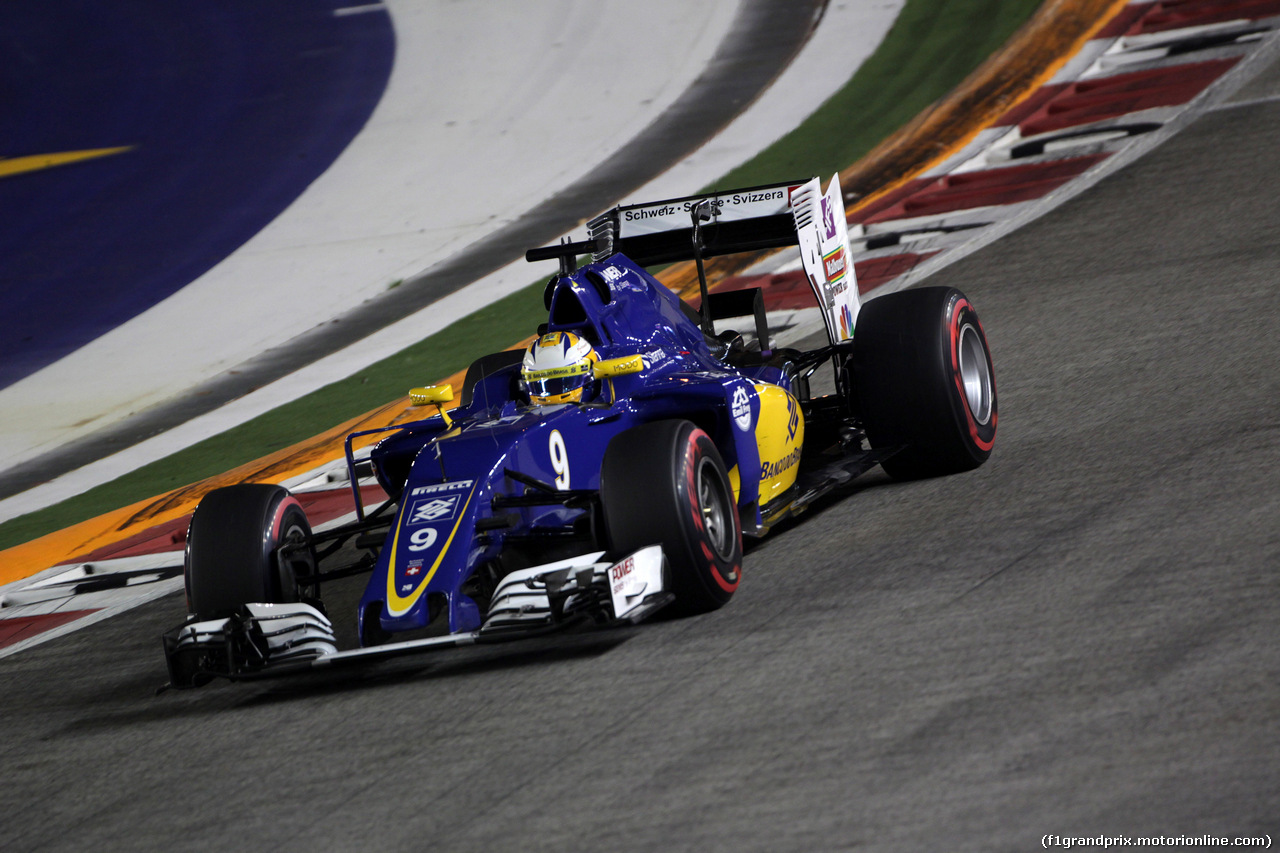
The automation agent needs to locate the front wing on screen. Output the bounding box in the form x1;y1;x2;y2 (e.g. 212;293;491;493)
162;546;670;689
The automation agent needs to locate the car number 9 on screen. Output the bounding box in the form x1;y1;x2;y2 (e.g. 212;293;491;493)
549;430;569;489
407;528;438;552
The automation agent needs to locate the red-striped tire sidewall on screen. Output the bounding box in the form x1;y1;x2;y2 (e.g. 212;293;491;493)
679;427;742;597
265;495;309;604
947;296;997;455
852;286;998;478
600;419;742;616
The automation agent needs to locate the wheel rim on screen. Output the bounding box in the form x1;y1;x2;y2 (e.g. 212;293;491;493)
696;457;735;561
958;323;993;425
276;520;315;602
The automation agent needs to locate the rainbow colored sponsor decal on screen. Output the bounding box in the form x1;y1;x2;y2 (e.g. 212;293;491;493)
838;302;854;341
822;245;847;284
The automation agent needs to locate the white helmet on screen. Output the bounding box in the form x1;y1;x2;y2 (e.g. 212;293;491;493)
521;331;598;405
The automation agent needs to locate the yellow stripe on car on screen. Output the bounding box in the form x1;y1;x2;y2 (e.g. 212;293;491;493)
384;485;476;617
753;383;804;506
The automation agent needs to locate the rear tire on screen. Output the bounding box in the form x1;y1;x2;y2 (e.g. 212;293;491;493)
184;484;316;619
601;420;742;616
852;287;997;479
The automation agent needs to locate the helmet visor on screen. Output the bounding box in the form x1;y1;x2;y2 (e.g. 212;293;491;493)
523;363;590;402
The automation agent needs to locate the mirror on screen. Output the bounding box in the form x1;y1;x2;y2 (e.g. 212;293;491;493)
593;355;644;379
409;385;454;406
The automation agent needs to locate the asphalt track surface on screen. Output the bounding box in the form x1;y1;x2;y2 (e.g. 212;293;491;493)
4;62;1280;853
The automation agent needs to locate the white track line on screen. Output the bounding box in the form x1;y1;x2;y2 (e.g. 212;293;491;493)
333;4;387;16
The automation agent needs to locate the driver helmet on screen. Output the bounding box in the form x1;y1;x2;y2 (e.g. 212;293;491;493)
522;331;598;405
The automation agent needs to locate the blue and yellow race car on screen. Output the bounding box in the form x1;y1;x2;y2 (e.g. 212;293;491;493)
162;177;997;687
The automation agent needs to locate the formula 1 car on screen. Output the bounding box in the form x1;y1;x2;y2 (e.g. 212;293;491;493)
162;176;996;688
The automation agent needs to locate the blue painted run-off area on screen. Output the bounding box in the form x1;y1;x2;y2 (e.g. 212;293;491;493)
0;1;395;390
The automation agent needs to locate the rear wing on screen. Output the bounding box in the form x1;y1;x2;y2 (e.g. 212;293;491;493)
586;180;803;267
527;176;860;345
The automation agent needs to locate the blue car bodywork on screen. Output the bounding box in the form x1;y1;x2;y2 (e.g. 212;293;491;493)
162;176;996;688
355;251;798;642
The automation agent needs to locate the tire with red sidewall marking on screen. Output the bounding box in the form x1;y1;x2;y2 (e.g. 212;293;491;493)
185;484;316;619
852;286;997;479
601;420;742;615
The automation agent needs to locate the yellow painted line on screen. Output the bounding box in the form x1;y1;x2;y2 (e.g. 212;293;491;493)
0;0;1128;588
0;390;425;586
0;146;134;179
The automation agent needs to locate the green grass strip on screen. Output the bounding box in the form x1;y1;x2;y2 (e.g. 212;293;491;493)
711;0;1042;190
0;282;551;550
0;0;1042;551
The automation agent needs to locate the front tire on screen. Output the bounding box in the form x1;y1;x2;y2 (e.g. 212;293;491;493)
852;286;997;479
601;420;742;615
184;484;316;620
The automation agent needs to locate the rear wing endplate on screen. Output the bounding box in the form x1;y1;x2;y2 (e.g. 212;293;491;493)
789;176;860;342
